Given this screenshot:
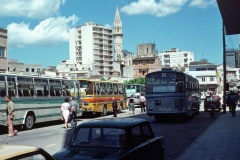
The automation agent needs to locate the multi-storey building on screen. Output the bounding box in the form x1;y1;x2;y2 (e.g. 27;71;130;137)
159;48;194;69
0;28;7;72
226;48;239;68
217;64;240;91
8;59;42;76
69;22;113;77
187;59;219;93
133;43;161;78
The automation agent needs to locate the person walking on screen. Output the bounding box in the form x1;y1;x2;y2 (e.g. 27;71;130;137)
69;97;78;128
139;93;146;112
227;91;238;117
112;97;118;117
61;98;70;128
5;96;18;137
128;95;135;114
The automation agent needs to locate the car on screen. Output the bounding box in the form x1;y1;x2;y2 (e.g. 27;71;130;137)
0;144;55;160
204;95;222;112
53;117;165;160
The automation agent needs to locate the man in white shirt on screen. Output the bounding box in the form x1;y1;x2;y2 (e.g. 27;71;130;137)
140;93;146;112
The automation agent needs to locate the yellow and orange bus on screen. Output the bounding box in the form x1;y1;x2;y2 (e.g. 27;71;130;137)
78;79;127;116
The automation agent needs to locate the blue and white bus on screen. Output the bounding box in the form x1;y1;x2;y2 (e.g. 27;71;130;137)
0;73;82;129
145;69;201;119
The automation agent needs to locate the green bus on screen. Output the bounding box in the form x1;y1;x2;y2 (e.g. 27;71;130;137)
0;73;82;130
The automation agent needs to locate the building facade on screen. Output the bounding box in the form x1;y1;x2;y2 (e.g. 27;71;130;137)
187;59;219;93
8;59;42;76
69;22;113;77
0;28;7;72
225;48;240;68
133;43;161;78
159;48;194;69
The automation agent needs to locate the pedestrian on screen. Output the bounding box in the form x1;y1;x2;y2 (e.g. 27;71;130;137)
139;93;146;112
227;91;238;117
128;95;135;114
112;97;118;117
69;97;78;128
61;98;70;128
5;96;18;137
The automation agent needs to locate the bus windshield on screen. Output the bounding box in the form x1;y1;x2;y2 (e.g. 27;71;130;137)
146;72;185;93
125;84;145;98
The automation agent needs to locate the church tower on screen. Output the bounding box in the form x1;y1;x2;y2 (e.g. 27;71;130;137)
113;6;123;62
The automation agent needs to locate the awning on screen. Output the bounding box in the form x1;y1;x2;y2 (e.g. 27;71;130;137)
217;0;240;35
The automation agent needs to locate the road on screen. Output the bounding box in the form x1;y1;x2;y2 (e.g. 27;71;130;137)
0;103;219;160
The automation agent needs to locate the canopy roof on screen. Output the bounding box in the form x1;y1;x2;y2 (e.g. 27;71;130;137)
217;0;240;35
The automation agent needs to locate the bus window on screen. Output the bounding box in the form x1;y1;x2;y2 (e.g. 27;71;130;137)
34;78;48;97
49;80;61;96
113;83;118;94
118;84;123;94
86;82;93;95
176;81;184;92
0;76;6;97
7;76;16;97
94;82;100;95
100;83;106;95
106;83;113;94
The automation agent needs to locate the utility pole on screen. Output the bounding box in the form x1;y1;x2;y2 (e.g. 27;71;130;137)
223;23;227;114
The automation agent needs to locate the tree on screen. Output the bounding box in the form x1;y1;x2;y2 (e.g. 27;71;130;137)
125;78;145;84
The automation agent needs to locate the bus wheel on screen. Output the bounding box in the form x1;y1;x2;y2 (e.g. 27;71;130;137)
25;114;34;130
102;106;107;116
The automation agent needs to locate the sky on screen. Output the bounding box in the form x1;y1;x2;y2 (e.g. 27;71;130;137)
0;0;239;68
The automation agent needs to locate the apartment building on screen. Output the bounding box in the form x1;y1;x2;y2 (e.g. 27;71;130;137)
159;48;194;69
8;59;42;76
187;59;219;93
133;43;161;78
0;28;7;72
69;22;113;77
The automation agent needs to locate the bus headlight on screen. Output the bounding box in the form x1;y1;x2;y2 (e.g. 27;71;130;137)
84;101;89;106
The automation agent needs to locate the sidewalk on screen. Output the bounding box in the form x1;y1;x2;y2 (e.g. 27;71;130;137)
176;110;240;160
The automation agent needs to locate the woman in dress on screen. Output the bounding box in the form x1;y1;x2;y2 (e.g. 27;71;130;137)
61;98;70;128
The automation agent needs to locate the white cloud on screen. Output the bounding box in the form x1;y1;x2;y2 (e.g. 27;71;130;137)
121;0;188;17
7;15;79;47
121;0;216;17
0;0;66;19
189;0;216;8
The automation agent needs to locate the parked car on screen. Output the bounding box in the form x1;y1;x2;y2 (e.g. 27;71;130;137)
0;144;55;160
204;95;222;112
53;117;165;160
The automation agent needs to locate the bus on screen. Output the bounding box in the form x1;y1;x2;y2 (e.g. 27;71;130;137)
125;84;145;107
145;69;201;119
0;73;82;130
78;79;127;116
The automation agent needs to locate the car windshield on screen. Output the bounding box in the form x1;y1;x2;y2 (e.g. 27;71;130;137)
206;96;220;101
69;127;126;148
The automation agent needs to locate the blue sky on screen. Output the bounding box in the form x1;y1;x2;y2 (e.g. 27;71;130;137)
0;0;239;67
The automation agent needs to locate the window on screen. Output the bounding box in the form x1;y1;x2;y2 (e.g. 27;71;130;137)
0;47;5;57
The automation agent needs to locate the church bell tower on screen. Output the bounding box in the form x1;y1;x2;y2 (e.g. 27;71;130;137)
113;6;123;62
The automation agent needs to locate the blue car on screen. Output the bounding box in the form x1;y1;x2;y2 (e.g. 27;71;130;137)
53;117;165;160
